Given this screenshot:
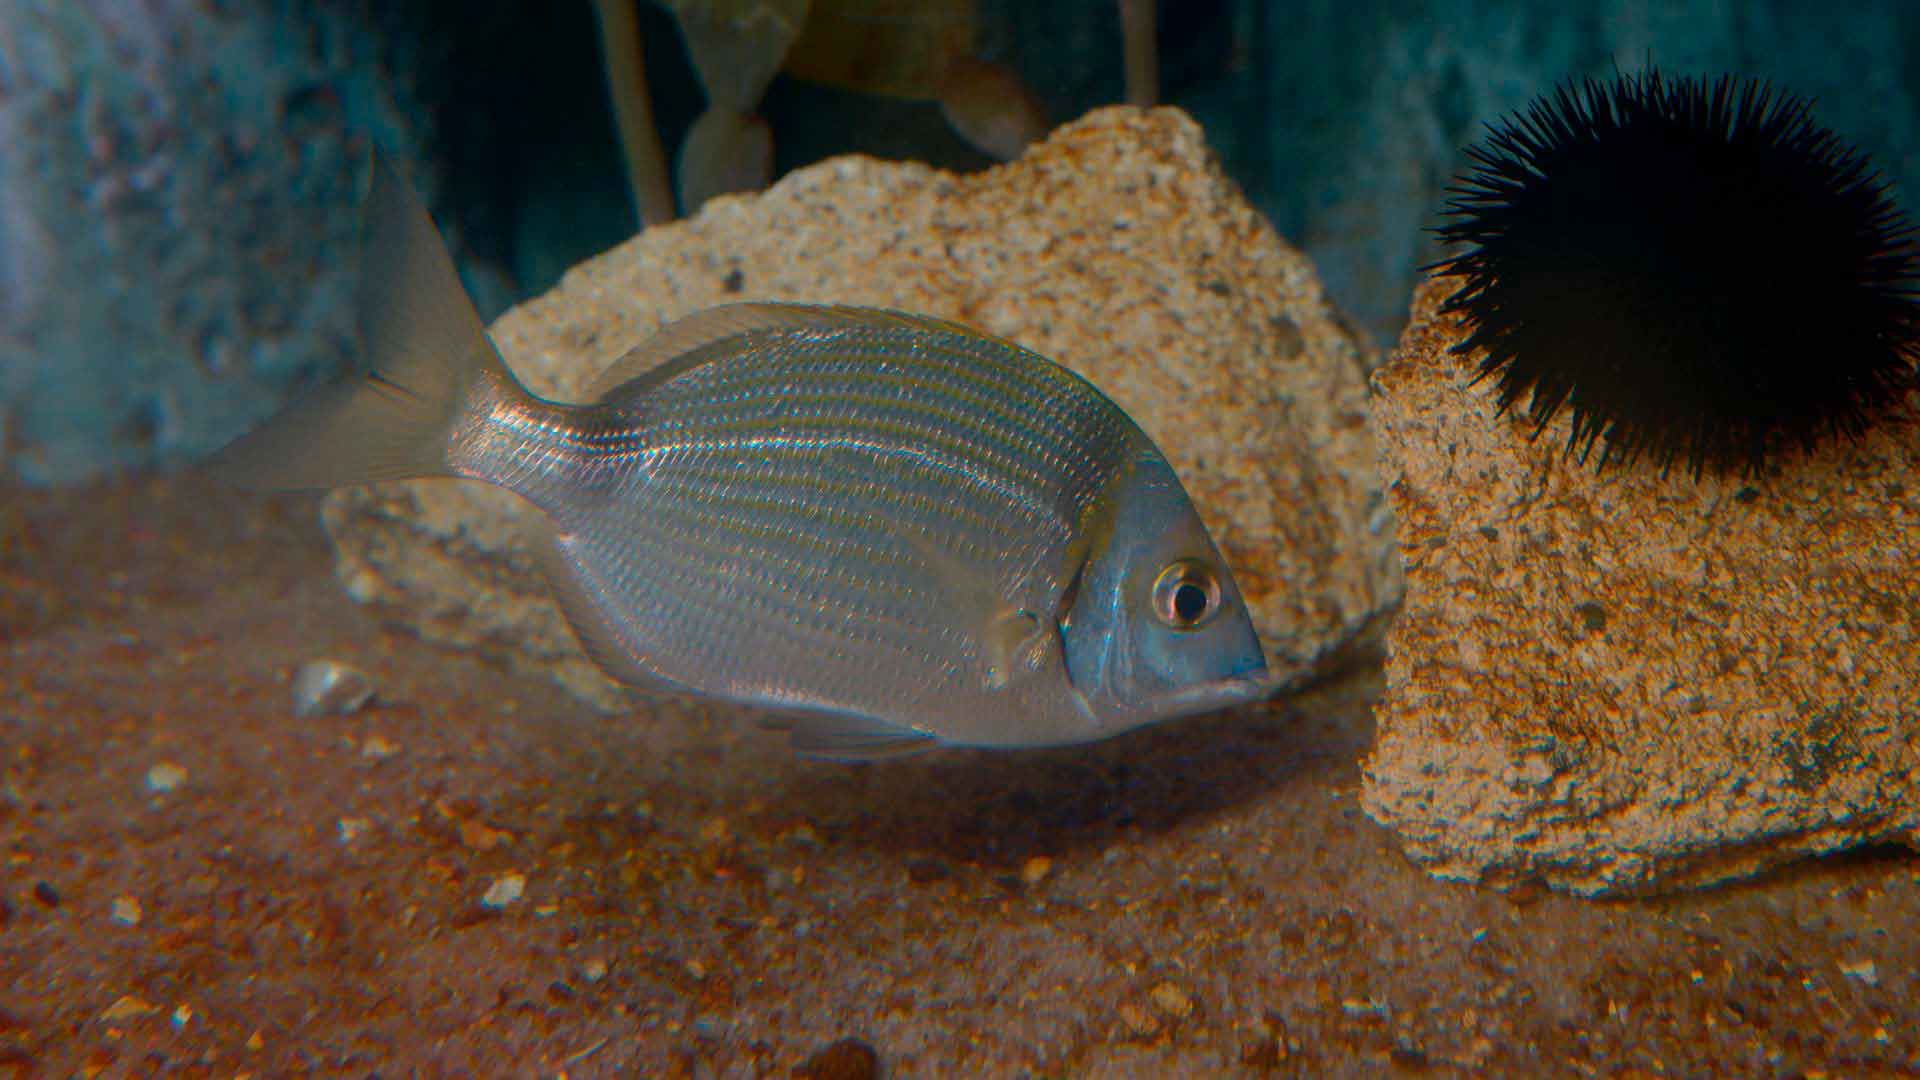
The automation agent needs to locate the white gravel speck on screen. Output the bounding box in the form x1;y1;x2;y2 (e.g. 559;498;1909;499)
145;762;187;792
111;895;142;925
481;873;525;909
292;659;374;718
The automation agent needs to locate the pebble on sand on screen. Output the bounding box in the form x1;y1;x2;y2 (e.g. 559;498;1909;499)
793;1036;879;1080
359;734;398;760
481;873;525;909
1118;1002;1161;1038
1150;981;1194;1018
290;659;375;718
1840;959;1879;986
144;762;186;792
1019;855;1053;887
99;996;157;1022
110;896;142;926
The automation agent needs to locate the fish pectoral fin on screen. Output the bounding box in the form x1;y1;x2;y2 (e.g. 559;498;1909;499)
901;532;1059;692
765;711;939;761
981;609;1059;691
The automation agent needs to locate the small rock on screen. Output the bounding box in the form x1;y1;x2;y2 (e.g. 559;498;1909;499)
245;1030;264;1052
480;873;525;909
291;659;374;718
580;957;608;983
1240;1034;1284;1069
110;895;141;926
337;817;371;844
1019;855;1053;887
1243;1010;1294;1067
1150;981;1193;1018
792;1037;879;1080
31;881;58;907
1840;958;1879;986
99;996;157;1022
1364;278;1920;895
457;818;511;851
170;1003;192;1030
144;762;186;793
359;734;398;760
1119;1002;1160;1037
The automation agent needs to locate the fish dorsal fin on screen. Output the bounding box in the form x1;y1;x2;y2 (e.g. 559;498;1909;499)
587;302;997;403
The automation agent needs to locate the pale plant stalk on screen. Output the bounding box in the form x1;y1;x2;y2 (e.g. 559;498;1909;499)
1119;0;1157;106
592;0;678;226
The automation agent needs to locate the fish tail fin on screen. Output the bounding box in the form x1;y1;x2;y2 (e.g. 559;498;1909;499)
207;154;522;491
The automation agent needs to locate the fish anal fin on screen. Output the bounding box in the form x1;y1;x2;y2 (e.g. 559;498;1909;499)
528;527;697;699
587;302;1005;402
764;711;938;761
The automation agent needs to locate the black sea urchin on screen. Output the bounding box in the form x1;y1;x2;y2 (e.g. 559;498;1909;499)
1432;70;1920;475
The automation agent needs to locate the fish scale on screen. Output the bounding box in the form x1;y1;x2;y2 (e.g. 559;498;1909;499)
210;158;1269;756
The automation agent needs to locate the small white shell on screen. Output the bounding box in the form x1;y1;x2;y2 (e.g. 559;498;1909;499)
291;659;375;718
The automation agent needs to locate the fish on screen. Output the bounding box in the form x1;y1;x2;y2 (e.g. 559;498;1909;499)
209;158;1271;758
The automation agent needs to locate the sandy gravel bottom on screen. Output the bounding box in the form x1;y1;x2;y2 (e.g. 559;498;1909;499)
2;476;1916;1076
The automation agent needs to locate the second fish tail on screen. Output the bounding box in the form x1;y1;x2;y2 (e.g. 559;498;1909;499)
207;153;530;493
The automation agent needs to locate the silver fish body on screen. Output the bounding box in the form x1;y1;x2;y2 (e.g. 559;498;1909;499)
211;159;1270;756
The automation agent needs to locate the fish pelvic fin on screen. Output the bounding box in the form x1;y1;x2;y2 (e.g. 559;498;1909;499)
206;153;521;491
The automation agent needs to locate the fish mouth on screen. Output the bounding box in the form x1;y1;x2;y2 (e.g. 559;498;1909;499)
1157;669;1274;718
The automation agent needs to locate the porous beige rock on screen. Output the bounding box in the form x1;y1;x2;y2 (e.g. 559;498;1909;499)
1363;277;1920;896
321;107;1399;711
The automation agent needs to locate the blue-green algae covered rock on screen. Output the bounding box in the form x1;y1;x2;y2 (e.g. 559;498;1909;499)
0;0;433;484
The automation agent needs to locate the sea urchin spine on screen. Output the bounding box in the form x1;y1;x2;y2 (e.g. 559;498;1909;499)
1432;70;1920;476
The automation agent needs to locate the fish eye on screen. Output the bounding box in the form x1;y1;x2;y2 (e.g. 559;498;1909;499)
1150;559;1222;631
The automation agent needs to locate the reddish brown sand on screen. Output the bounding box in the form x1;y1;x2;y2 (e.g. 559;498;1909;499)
3;475;1917;1076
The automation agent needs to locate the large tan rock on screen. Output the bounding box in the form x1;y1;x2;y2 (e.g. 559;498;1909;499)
321;107;1400;712
1362;277;1920;896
